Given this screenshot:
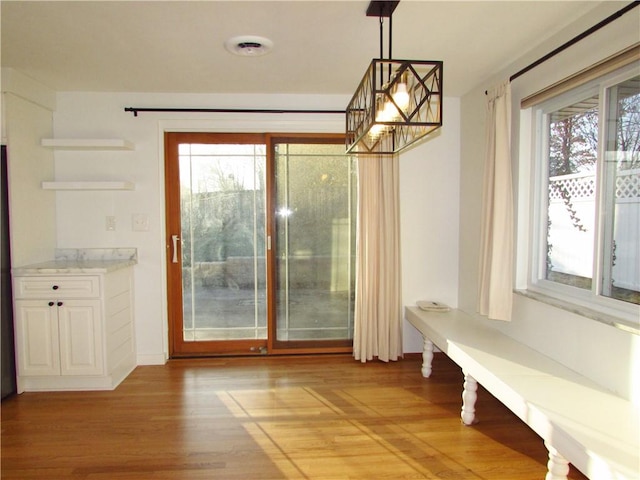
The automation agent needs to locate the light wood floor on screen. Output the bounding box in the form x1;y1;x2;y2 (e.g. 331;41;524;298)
1;353;588;479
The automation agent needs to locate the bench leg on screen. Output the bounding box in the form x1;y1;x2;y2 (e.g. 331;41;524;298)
461;372;478;425
421;338;434;378
544;441;569;480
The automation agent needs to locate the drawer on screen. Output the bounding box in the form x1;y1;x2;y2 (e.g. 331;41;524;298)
14;276;100;299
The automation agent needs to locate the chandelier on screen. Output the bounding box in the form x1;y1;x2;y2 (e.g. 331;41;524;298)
346;1;443;155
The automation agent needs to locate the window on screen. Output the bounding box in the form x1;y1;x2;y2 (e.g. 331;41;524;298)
530;65;639;322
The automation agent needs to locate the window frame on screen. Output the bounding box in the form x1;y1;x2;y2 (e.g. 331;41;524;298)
526;63;640;326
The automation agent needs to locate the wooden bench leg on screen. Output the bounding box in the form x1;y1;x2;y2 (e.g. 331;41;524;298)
461;372;478;425
421;338;434;378
544;441;569;480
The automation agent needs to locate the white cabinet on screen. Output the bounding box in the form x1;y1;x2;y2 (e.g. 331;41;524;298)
14;300;61;377
13;268;136;392
15;275;99;298
15;299;102;376
57;300;102;375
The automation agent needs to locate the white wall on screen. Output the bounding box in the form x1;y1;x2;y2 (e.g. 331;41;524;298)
1;69;57;267
50;91;460;363
459;2;640;404
401;97;460;353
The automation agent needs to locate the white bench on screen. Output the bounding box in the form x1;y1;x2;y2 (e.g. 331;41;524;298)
405;306;639;480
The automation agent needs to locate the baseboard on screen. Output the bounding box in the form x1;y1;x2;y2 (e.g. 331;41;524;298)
136;353;167;366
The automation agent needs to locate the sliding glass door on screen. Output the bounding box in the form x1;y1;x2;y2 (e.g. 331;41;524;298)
272;139;356;350
165;133;355;356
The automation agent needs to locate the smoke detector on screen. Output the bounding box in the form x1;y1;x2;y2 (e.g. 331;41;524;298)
225;35;273;57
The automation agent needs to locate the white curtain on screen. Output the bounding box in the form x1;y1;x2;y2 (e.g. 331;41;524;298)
478;81;514;321
353;148;403;362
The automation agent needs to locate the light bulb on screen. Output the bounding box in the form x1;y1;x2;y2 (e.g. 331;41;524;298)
383;100;398;120
393;82;410;113
375;99;398;123
369;124;386;138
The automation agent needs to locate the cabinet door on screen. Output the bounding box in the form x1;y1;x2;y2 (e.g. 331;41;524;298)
14;301;60;376
57;300;103;376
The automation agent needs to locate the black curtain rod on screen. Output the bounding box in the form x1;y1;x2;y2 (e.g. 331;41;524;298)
485;0;639;94
124;107;345;117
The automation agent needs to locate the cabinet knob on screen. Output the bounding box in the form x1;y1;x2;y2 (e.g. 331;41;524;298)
57;302;63;307
48;301;54;307
52;285;59;290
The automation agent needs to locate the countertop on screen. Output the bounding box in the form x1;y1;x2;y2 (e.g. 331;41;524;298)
12;248;137;275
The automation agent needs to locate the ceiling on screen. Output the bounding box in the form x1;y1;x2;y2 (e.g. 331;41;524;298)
1;1;613;97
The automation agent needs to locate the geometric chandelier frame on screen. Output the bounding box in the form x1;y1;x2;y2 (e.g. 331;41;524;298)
346;58;443;154
345;0;443;154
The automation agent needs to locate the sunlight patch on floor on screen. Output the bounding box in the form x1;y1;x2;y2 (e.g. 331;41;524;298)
218;385;479;479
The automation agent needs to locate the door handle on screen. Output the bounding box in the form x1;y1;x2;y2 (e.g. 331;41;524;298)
171;235;180;264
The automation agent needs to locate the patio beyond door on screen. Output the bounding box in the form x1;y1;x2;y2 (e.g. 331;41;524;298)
165;133;355;356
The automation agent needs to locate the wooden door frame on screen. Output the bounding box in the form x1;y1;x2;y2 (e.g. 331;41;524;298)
165;132;268;357
165;132;353;358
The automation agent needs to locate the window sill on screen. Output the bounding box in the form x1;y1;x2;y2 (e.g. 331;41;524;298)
514;289;640;336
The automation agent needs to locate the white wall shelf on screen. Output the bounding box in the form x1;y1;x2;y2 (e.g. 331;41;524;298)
41;181;135;191
41;138;135;150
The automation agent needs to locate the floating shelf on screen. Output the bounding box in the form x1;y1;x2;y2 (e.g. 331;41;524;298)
41;138;135;150
41;181;135;191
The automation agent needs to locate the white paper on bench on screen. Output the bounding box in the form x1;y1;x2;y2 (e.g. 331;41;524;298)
405;306;640;480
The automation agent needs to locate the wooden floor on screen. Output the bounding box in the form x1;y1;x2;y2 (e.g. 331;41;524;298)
1;353;588;480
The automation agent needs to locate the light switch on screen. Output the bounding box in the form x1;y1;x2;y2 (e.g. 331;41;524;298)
106;216;116;231
132;213;150;232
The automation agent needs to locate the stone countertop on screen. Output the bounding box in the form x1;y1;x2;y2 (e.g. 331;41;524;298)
12;248;137;275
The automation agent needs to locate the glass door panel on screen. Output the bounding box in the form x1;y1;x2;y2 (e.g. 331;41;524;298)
177;141;267;346
273;141;356;345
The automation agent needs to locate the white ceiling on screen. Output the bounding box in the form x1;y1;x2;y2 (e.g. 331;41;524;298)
1;1;613;97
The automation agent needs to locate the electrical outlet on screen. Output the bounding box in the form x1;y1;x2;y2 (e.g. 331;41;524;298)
132;213;150;232
106;216;116;231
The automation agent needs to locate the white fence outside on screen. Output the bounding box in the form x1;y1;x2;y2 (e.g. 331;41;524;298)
548;169;640;291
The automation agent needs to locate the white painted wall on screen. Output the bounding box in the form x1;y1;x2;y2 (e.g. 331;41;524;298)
1;69;57;267
459;3;640;404
50;91;460;363
401;97;460;353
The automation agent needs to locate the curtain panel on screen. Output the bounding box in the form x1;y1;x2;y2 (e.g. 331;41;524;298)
353;149;403;362
478;81;514;321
